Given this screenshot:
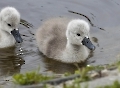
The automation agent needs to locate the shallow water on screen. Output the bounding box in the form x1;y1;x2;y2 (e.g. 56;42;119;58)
0;0;120;75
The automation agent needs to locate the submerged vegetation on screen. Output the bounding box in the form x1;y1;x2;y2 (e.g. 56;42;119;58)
63;81;88;88
96;80;120;88
62;61;120;88
13;71;53;85
64;64;105;82
12;61;120;87
62;80;120;88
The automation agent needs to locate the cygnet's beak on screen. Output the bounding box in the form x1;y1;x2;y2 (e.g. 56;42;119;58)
82;37;95;50
11;29;23;43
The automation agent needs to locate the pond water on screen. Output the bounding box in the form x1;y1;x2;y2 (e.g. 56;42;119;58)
0;0;120;76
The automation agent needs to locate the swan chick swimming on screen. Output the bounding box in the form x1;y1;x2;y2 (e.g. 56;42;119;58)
0;7;23;48
36;18;95;63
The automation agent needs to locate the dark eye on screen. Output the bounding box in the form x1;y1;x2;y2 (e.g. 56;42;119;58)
7;24;11;27
77;33;80;36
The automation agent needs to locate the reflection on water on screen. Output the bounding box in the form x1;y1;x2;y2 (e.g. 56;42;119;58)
0;47;24;76
39;52;88;74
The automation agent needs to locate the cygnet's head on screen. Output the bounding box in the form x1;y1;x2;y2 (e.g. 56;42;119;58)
66;19;95;50
0;7;22;43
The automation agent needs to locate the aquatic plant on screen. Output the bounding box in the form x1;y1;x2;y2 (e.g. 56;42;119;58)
63;80;88;88
96;80;120;88
62;61;120;88
12;60;120;87
12;71;53;85
64;64;105;82
63;80;120;88
63;82;82;88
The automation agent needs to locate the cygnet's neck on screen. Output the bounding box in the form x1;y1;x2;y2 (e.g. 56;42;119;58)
66;41;81;52
61;40;89;63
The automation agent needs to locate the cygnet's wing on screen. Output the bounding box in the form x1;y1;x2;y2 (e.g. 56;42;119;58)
36;18;70;58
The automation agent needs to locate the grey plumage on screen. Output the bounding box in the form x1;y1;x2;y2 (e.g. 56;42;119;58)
36;18;94;63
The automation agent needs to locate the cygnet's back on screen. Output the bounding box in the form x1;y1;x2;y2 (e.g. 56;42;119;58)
36;18;70;57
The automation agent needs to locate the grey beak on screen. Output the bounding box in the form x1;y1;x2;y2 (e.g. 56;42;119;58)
11;29;23;43
82;37;95;50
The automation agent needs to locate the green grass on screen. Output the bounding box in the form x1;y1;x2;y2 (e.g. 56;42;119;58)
62;61;120;88
63;80;120;88
64;65;105;82
63;79;88;88
12;71;53;85
96;80;120;88
12;61;120;87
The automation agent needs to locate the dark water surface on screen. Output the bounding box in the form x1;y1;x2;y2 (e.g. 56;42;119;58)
0;0;120;75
